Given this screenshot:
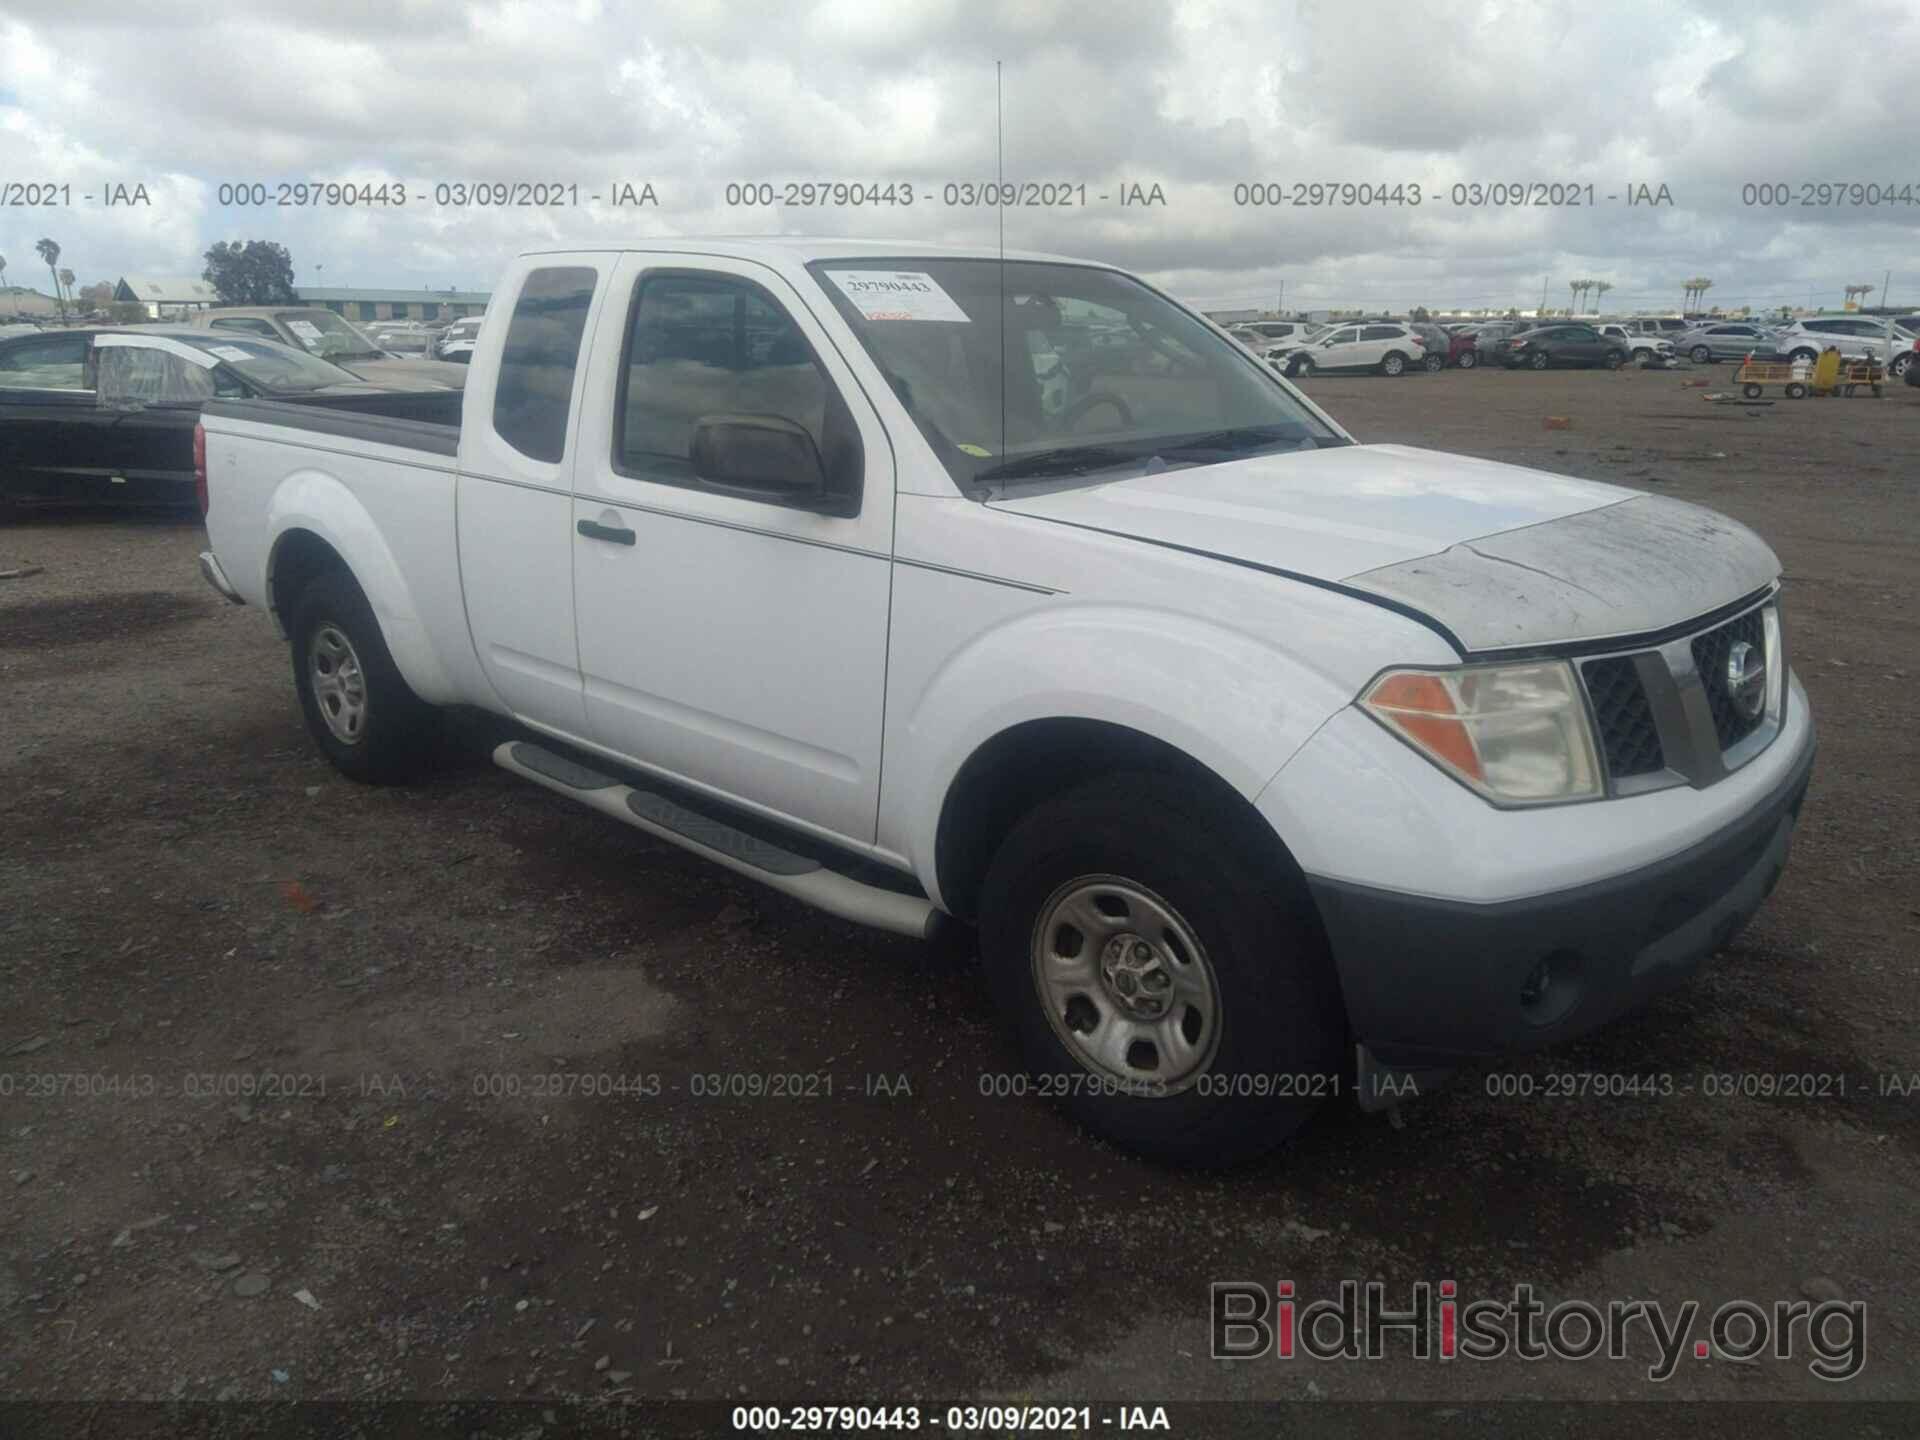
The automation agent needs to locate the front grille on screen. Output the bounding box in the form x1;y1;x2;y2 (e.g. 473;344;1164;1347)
1582;656;1665;778
1691;609;1768;750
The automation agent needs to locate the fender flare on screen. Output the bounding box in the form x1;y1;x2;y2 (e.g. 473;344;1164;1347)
263;469;460;705
887;603;1353;909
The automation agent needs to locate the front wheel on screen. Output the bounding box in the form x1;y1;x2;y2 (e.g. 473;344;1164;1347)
290;569;440;784
1604;350;1626;370
1742;383;1764;399
1529;351;1550;370
1422;353;1445;373
1456;349;1478;369
1691;344;1712;363
979;774;1344;1164
1289;354;1313;378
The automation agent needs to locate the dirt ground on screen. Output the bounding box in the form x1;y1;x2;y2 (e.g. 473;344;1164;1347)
2;364;1916;1429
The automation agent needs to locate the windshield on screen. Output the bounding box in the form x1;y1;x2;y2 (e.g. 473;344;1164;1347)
807;258;1345;492
187;335;364;392
273;309;383;361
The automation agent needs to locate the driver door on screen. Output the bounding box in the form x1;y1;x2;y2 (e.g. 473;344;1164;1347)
1316;326;1363;369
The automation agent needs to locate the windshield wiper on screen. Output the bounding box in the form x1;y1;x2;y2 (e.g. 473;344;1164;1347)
1154;425;1317;458
974;444;1151;485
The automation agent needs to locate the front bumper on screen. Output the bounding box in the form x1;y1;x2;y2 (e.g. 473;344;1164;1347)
1305;729;1815;1069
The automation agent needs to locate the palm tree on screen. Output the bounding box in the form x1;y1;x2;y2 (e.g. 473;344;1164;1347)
58;268;75;312
36;238;64;321
1592;280;1613;315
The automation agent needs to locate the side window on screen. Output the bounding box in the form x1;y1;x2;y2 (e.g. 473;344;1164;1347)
0;335;91;391
1324;327;1358;345
97;344;218;405
492;266;596;464
615;272;859;507
1360;325;1400;341
212;318;276;338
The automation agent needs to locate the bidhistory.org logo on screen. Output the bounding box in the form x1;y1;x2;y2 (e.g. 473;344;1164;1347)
1211;1280;1865;1382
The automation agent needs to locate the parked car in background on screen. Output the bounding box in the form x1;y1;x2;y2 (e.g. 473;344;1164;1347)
435;315;485;363
1468;321;1528;366
1593;323;1676;367
1501;324;1632;370
1408;323;1453;371
1675;322;1780;364
1907;337;1920;387
1629;318;1690;338
0;328;454;510
1772;317;1917;372
0;322;42;340
198;238;1814;1162
1274;321;1428;376
194;308;467;389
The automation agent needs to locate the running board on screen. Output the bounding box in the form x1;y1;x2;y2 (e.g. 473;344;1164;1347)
493;741;940;941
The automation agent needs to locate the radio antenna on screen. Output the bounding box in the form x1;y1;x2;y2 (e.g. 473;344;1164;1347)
996;58;1006;474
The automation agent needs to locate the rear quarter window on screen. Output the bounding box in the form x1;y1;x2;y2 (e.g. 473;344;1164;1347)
492;266;597;463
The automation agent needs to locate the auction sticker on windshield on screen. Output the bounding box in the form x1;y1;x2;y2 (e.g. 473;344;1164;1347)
286;319;326;346
825;270;971;322
208;345;252;362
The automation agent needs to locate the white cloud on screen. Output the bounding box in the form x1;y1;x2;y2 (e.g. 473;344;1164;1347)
1;0;1916;313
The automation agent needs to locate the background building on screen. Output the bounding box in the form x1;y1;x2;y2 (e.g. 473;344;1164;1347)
293;287;490;323
112;276;221;318
2;285;62;317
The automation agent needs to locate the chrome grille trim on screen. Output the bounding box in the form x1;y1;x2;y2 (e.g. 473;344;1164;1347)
1575;595;1784;796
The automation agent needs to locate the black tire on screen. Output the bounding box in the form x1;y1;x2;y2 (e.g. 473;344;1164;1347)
1742;383;1763;399
1690;344;1712;363
1422;353;1445;372
1456;349;1478;369
1890;353;1914;378
978;773;1344;1164
1604;349;1626;370
1785;382;1808;399
289;568;439;784
1380;352;1407;376
1529;351;1550;370
1289;354;1312;378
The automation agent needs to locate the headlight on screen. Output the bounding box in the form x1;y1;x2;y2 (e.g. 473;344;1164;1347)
1360;661;1602;805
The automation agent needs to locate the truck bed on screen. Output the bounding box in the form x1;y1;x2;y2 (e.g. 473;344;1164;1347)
201;391;463;457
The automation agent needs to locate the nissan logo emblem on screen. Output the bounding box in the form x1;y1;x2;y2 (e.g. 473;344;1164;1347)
1725;640;1767;721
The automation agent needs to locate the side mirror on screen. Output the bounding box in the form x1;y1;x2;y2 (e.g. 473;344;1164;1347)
690;414;831;509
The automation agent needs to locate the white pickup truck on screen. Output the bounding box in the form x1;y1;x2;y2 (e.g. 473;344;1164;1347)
198;239;1815;1161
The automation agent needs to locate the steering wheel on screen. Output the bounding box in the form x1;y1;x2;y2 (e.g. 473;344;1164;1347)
1061;390;1134;432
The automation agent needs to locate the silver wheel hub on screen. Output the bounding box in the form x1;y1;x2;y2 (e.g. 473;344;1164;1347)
309;625;368;745
1031;876;1221;1091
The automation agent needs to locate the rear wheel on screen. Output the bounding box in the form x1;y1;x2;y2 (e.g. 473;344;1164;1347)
290;569;439;784
979;774;1344;1164
1456;349;1478;369
1381;352;1406;376
1785;382;1808;399
1742;383;1764;399
1889;353;1913;378
1422;353;1445;372
1529;351;1550;370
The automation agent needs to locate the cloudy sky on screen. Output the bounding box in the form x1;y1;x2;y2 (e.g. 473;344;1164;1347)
3;0;1917;315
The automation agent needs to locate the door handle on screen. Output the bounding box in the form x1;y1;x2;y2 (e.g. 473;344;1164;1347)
576;518;636;546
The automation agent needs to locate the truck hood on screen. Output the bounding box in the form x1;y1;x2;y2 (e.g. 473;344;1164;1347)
988;444;1780;653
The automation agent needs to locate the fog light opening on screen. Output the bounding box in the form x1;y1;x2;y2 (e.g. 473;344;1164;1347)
1519;957;1552;1009
1518;948;1583;1027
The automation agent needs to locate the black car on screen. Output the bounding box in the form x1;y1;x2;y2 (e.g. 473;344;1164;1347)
0;328;457;511
1500;323;1632;371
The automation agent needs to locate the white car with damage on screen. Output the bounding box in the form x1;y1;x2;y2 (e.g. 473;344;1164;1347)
196;239;1815;1161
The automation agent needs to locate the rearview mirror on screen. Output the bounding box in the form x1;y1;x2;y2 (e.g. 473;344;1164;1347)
690;414;831;509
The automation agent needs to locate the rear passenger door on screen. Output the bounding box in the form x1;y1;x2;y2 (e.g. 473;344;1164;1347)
455;258;609;737
568;255;895;844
